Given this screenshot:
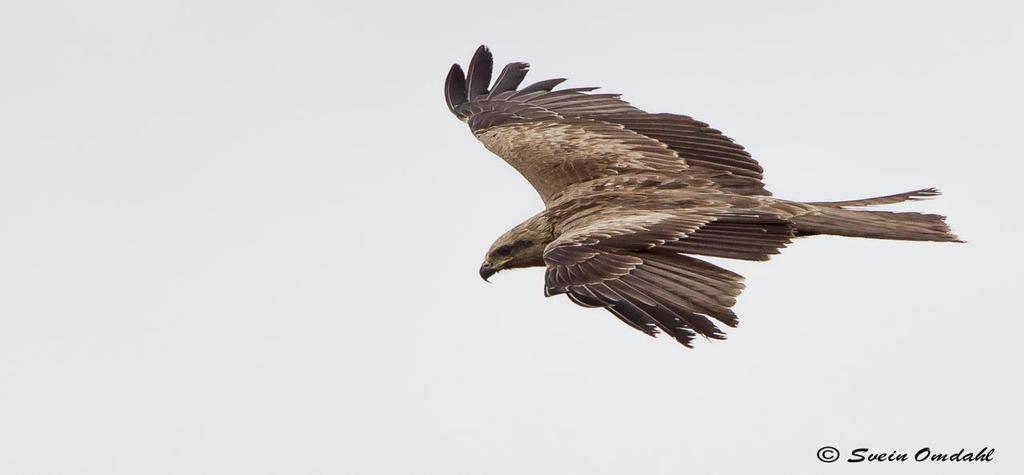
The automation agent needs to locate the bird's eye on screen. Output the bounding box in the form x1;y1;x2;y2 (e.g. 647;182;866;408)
494;246;512;257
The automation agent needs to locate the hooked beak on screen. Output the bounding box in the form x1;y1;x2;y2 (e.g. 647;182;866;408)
479;263;496;282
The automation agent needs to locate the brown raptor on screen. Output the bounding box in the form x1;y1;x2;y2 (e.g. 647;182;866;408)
445;45;960;348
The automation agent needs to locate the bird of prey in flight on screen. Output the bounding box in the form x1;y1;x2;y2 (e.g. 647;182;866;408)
445;45;960;348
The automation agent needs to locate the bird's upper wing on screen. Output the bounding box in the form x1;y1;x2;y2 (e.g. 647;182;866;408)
543;204;794;347
446;46;769;205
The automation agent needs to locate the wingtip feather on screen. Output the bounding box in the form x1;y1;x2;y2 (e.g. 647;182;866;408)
466;45;493;99
488;61;530;97
444;63;467;116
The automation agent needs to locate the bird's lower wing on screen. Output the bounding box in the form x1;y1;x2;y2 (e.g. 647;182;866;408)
544;245;745;347
543;206;794;347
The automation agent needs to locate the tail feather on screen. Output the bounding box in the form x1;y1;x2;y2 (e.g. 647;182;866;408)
806;187;941;208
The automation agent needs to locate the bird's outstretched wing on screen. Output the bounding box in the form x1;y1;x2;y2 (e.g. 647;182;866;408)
445;45;769;205
544;205;795;346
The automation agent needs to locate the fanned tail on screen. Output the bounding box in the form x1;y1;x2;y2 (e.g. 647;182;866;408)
795;207;962;242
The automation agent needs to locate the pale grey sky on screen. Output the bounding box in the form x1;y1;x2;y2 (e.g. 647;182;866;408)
1;1;1021;474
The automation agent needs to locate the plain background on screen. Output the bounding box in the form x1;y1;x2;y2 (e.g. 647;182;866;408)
1;1;1021;474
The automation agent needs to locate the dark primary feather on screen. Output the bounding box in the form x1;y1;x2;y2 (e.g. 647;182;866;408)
488;62;530;98
444;64;467;116
518;78;567;94
466;45;493;99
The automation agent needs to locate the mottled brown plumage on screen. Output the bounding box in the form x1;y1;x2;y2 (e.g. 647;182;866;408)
448;45;961;348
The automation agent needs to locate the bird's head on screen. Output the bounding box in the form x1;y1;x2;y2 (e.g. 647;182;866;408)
479;221;552;282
